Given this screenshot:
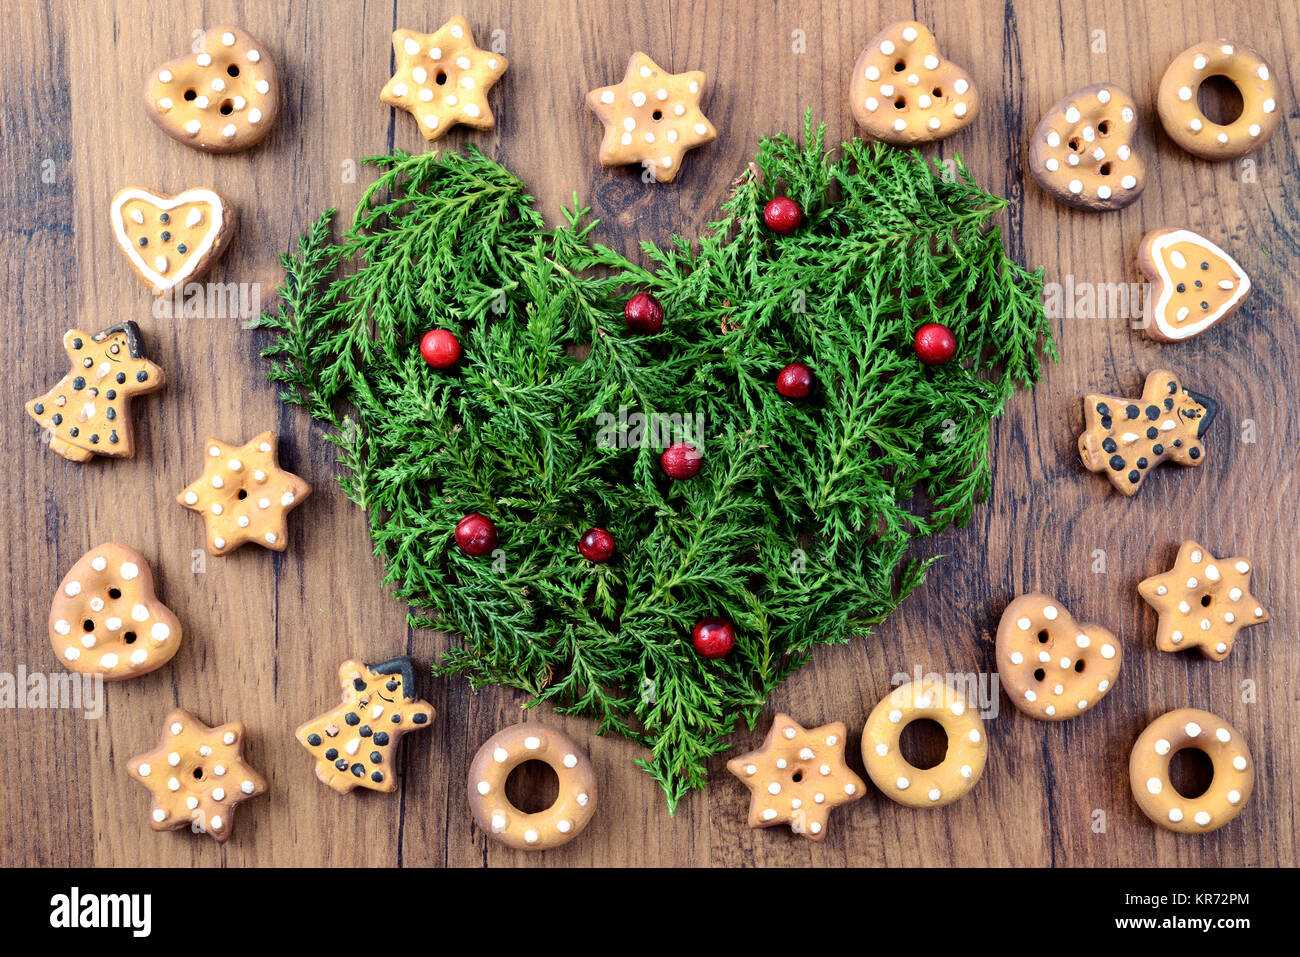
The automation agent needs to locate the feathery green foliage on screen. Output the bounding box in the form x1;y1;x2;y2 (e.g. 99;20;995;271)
253;114;1052;810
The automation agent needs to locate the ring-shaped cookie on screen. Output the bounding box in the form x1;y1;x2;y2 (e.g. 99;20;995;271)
1129;708;1253;834
1157;40;1279;160
468;723;596;850
861;678;988;808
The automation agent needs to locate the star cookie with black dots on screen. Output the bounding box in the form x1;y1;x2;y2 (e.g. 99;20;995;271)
1077;369;1218;496
127;708;267;843
26;322;164;463
296;657;435;794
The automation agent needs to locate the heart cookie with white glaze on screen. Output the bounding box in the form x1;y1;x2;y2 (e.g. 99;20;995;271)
1029;82;1145;211
1138;228;1250;341
110;187;236;294
144;26;279;153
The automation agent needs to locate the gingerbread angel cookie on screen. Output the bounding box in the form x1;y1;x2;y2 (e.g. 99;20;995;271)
296;657;434;793
177;431;311;555
26;322;164;462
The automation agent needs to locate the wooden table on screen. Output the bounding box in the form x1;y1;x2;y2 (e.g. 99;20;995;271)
2;0;1295;868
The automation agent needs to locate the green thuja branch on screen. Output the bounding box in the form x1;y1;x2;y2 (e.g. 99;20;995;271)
256;118;1052;811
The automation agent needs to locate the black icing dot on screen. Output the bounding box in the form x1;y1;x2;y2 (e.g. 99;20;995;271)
160;231;171;242
1176;283;1186;293
411;713;428;724
344;712;360;726
1164;397;1174;410
390;714;401;723
324;748;338;761
386;680;398;692
159;212;170;224
116;372;127;384
106;389;116;400
1109;455;1126;471
334;758;348;770
1167;381;1178;394
1125;405;1139;419
1096;402;1111;416
1200;261;1209;270
1145;405;1160;420
1100;416;1112;430
1189;446;1200;459
82;357;93;368
1146;427;1158;440
1102;438;1117;453
1152;444;1164;455
1193;279;1203;289
1128;470;1140;484
86;387;97;397
52;413;62;425
88;434;98;444
177;243;187;254
1173;439;1183;448
106;408;116;420
137;236;148;247
307;733;322;746
1136;457;1148;469
353;677;367;691
136;370;148;383
358;725;372;738
369;751;382;764
371;771;384;783
69;427;79;437
1200;301;1209;310
71;338;83;349
32;403;43;415
373;731;390;746
350;763;365;777
72;376;85;390
108;431;118;444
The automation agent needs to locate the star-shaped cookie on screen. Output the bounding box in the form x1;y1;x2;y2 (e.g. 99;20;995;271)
380;17;508;141
1139;541;1269;661
127;708;267;843
178;431;311;555
295;657;435;794
726;713;864;841
586;52;716;183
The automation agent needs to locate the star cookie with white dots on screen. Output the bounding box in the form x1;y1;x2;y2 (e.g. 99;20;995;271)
586;52;716;183
380;17;508;141
726;713;865;841
177;430;311;555
127;708;267;843
1138;540;1269;661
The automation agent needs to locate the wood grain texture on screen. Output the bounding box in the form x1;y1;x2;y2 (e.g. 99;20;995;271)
1;0;1296;867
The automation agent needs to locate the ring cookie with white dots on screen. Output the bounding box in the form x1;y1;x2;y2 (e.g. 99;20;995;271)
144;26;279;152
726;713;864;840
381;17;508;142
1138;541;1269;662
296;657;434;793
468;723;597;850
1078;369;1218;496
1138;228;1250;342
127;708;268;843
26;322;164;462
861;678;987;808
177;430;311;555
850;21;978;144
1129;708;1253;834
996;594;1120;720
49;543;181;681
1029;83;1144;211
1158;40;1279;161
111;186;236;295
586;52;717;184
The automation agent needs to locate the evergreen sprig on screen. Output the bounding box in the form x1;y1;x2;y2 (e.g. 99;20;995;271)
253;113;1053;810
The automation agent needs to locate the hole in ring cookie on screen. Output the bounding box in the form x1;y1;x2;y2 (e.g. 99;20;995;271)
1074;659;1086;673
894;97;906;110
1169;747;1215;799
1037;630;1049;643
1197;75;1245;126
899;718;948;770
1033;668;1046;682
504;759;560;814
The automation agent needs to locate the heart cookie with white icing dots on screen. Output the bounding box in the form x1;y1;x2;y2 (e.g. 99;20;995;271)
1138;228;1251;342
850;21;978;144
1030;83;1145;211
144;26;279;153
110;186;235;294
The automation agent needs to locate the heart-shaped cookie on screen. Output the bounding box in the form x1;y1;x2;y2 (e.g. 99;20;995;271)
1030;83;1145;211
110;187;236;294
144;26;279;153
850;22;979;144
1138;228;1251;341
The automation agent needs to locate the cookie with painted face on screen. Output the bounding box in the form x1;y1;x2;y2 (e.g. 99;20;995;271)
296;657;435;793
26;322;164;462
144;26;279;153
49;544;181;680
1138;228;1250;341
1078;370;1217;496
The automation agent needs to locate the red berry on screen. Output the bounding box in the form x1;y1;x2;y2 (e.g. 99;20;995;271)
660;442;702;480
913;323;957;366
776;362;813;399
763;197;803;234
420;329;461;368
623;293;664;334
691;617;735;659
578;527;616;562
454;513;497;556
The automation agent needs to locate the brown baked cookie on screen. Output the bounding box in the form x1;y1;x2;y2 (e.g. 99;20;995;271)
144;26;279;152
1129;708;1253;833
996;594;1120;720
110;186;236;294
1030;83;1144;211
1137;228;1250;342
26;322;164;463
1157;40;1279;161
849;21;978;144
380;17;508;141
1078;370;1217;496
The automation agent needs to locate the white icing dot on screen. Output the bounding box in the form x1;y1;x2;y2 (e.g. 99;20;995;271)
64;581;81;597
1263;98;1275;114
880;40;895;55
928;788;941;802
600;90;614;104
1193;55;1208;70
924;55;939;70
1233;756;1247;771
1194;811;1211;826
954;79;968;94
1046;131;1061;147
1147;777;1163;794
524;736;540;750
1185;722;1202;738
477;781;490;795
64;647;80;661
1168;808;1183;823
1155;738;1171;755
1009;651;1024;664
875;743;888;756
896;776;910;790
151;622;170;641
54;619;70;635
1065;107;1080;123
1096;88;1111;103
1121;175;1137;189
153;809;166;822
1227;790;1241;805
1068;180;1083;194
865;65;880;81
1178;86;1192;101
